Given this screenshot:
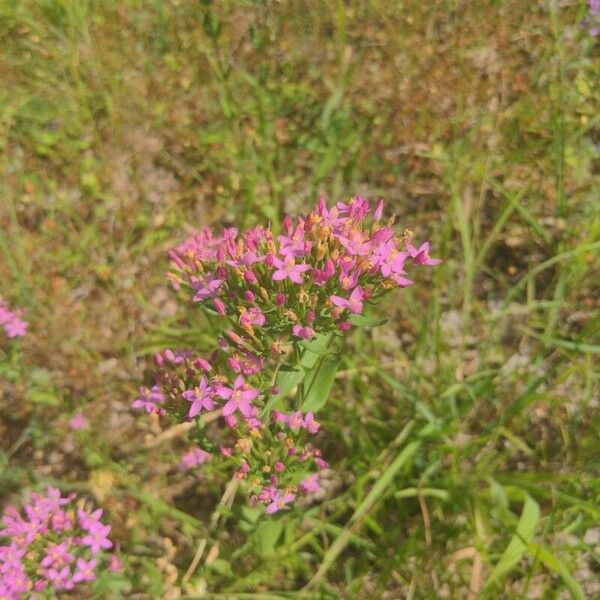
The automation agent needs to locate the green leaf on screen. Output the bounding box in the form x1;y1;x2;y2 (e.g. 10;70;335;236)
274;365;305;397
25;389;59;406
348;313;388;328
299;332;335;358
527;543;584;600
306;439;421;588
262;365;305;416
301;354;341;413
253;519;284;557
482;493;540;592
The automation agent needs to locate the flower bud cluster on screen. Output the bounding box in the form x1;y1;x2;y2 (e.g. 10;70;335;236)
134;197;439;513
0;487;120;599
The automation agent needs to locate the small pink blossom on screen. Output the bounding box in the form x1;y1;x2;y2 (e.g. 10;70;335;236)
182;377;215;418
330;286;364;314
216;375;260;418
292;324;315;340
272;256;310;284
68;413;88;431
407;242;441;266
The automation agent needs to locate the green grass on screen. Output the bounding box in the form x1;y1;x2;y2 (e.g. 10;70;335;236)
1;0;599;598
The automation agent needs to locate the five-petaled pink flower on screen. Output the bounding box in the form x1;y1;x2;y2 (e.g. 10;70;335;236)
407;242;441;266
215;375;260;418
330;286;364;314
182;377;215;418
72;558;97;583
272;256;310;284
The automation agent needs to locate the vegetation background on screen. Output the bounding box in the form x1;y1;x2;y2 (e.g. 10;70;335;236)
0;0;599;598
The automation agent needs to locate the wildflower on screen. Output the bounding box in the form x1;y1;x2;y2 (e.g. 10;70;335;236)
72;558;97;583
292;324;315;340
303;411;320;434
108;554;122;572
0;300;28;339
272;256;310;284
265;489;296;514
0;488;116;597
180;447;211;470
182;377;215;418
216;375;260;418
240;307;266;328
132;385;165;414
192;274;223;301
407;242;441;266
69;413;88;431
300;474;320;495
80;522;112;555
330;286;364;314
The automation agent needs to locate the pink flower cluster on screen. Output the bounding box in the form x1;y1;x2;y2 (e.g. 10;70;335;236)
135;197;439;513
168;196;439;344
0;299;27;339
0;487;121;599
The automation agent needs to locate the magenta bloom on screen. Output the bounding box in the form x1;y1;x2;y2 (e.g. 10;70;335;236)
80;522;112;555
240;307;266;328
265;489;296;514
68;413;88;431
0;300;28;338
292;324;315;340
72;558;97;583
132;385;165;414
192;274;223;301
303;411;320;434
330;286;364;314
40;541;74;569
278;231;312;258
179;447;211;470
0;487;116;598
46;565;74;590
272;256;310;284
182;377;215;418
300;474;320;495
215;375;260;418
407;242;441;266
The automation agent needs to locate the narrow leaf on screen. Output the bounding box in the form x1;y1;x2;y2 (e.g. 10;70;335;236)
482;493;540;592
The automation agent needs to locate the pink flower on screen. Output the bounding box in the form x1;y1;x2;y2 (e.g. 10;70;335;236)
407;242;441;266
72;558;97;583
311;258;335;286
80;522;112;555
272;256;310;284
68;413;88;431
265;490;296;514
182;377;215;418
132;385;165;414
278;227;312;258
0;301;28;338
300;474;320;495
108;554;122;572
180;447;211;470
275;292;286;306
239;307;266;328
192;274;223;301
338;321;352;332
215;375;260;418
40;541;74;568
330;286;364;314
303;411;320;434
213;298;227;315
292;324;315;340
374;198;384;221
